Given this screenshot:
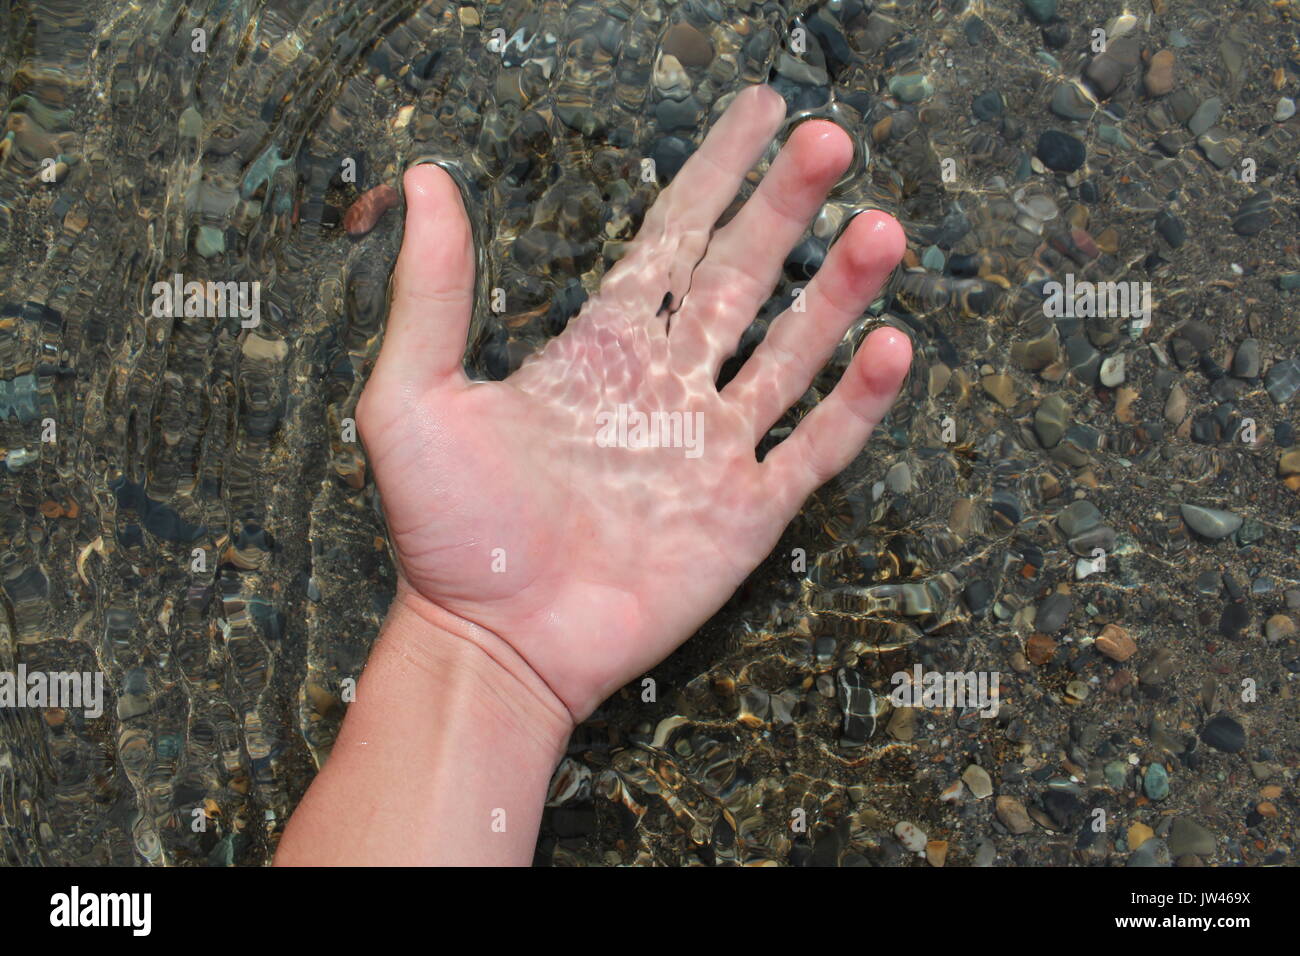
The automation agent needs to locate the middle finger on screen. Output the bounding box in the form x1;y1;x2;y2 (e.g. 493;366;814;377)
667;118;854;378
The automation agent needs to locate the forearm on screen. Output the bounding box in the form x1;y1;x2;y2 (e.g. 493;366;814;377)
275;586;574;866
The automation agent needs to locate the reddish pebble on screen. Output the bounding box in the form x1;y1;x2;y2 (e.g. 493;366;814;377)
1105;669;1132;693
344;184;400;237
1026;632;1057;666
1071;227;1100;260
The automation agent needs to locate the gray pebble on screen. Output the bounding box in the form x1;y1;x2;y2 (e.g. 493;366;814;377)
1232;339;1261;379
885;461;914;494
1196;128;1233;169
1188;96;1222;136
1128;838;1172;867
1233;191;1273;236
1057;499;1102;538
1180;503;1243;539
1050;81;1094;121
1034;394;1071;448
1167;818;1216;857
1265;358;1300;404
1036;592;1073;633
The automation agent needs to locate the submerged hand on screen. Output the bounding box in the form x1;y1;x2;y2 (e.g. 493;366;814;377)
357;84;910;724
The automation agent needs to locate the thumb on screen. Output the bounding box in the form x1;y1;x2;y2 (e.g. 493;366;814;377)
375;163;476;388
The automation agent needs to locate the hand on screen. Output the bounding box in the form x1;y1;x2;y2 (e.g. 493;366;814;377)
357;84;911;725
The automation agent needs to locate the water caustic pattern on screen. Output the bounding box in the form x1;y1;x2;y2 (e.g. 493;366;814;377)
0;0;1297;865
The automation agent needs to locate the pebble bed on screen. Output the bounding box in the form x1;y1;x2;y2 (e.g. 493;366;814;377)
0;0;1297;866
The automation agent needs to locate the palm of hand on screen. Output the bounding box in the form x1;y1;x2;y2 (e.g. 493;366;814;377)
358;86;911;721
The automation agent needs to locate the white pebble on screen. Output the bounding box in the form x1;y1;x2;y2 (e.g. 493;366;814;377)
1099;352;1126;387
894;821;928;854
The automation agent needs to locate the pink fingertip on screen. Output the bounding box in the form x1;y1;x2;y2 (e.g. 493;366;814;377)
860;325;913;393
844;209;907;276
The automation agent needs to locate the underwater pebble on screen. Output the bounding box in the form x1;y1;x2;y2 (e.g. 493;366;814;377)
1188;97;1222;136
1167;818;1215;858
962;764;993;799
1232;191;1272;236
888;71;933;103
344;183;401;237
1099;352;1126;387
661;23;713;68
1144;50;1176;97
995;796;1033;834
1128;838;1172;867
1265;614;1296;644
1095;623;1137;662
1144;763;1170;801
1022;0;1057;24
1180;503;1243;539
1265;358;1300;404
1201;714;1246;753
1035;130;1086;172
1050;82;1093;121
894;820;927;853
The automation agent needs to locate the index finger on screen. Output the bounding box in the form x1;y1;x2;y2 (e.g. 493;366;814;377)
599;84;787;320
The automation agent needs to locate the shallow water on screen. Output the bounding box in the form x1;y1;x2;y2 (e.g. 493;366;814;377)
1;0;1298;866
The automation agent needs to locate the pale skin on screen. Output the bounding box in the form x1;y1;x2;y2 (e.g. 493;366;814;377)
276;85;911;866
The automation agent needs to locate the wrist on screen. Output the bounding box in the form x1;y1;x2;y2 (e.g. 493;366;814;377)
384;581;576;758
277;581;575;864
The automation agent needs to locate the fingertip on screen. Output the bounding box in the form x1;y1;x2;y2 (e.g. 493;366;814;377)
858;325;914;394
843;209;907;275
402;163;461;218
789;119;855;180
749;83;787;117
401;163;434;205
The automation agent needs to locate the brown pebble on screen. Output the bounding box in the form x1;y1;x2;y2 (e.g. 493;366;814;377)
1145;50;1176;97
995;796;1033;834
1106;668;1132;693
949;497;974;537
1115;387;1139;424
1279;447;1300;477
887;705;916;741
1164;384;1188;425
926;839;949;867
928;362;952;398
1265;613;1297;643
1096;623;1138;662
1026;633;1057;665
981;373;1018;408
344;184;401;237
1071;227;1100;259
662;23;714;68
1257;801;1278;818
